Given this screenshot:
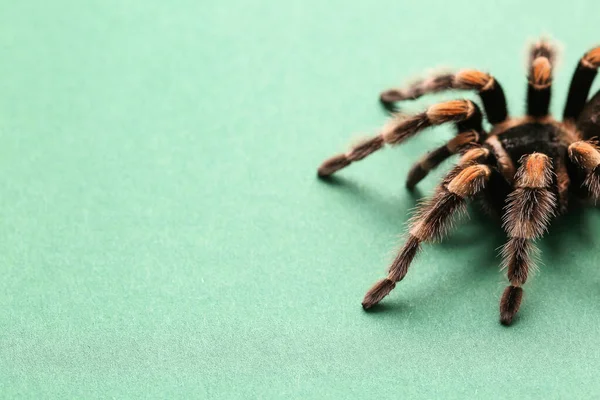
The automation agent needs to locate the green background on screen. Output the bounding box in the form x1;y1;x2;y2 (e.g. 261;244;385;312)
2;0;600;398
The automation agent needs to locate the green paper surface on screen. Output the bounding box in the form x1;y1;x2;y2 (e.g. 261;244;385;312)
2;0;600;398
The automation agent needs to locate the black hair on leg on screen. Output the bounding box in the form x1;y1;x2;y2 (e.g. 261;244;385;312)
406;130;480;189
318;100;483;177
380;69;508;124
563;46;600;121
500;286;523;325
526;40;557;117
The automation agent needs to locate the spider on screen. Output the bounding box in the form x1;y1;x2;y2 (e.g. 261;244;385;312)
316;39;600;325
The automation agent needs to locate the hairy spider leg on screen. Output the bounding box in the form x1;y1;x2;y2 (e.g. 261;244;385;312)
405;99;487;188
568;140;600;200
379;69;508;124
527;39;557;118
361;147;491;309
499;153;556;325
317;100;483;177
406;130;480;189
563;46;600;121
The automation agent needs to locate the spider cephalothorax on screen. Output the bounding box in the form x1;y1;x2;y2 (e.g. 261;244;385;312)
317;39;600;325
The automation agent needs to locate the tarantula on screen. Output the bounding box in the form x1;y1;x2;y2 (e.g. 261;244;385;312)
317;39;600;325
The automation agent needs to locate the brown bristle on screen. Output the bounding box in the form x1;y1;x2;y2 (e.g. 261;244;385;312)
362;279;395;310
556;159;570;214
584;167;600;200
485;135;516;182
500;286;523;326
426;100;473;124
525;153;550;182
458;147;489;165
503;238;531;285
447;130;479;153
503;188;556;239
455;70;493;90
387;236;421;279
382;114;430;145
446;164;491;197
569;141;600;171
379;73;455;106
530;57;552;88
583;47;600;68
317;154;350;177
409;190;466;241
347;136;384;161
380;89;404;103
406;74;454;99
517;153;553;188
406;163;429;190
529;39;557;64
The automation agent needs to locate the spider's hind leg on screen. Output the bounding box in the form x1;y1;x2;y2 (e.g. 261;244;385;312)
499;153;557;325
380;69;508;124
318;100;483;177
362;147;492;308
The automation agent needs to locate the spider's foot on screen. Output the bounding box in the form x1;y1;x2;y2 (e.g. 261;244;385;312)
317;154;350;178
362;278;395;310
499;285;523;326
379;90;401;113
380;89;402;103
406;164;429;190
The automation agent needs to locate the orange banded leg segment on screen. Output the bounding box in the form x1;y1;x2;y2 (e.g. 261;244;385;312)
527;39;557;117
380;69;508;124
362;150;491;309
317;100;482;177
568;140;600;200
500;153;556;325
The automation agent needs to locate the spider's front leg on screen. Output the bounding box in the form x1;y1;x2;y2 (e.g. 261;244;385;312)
568;140;600;200
361;147;491;309
317;99;482;177
499;153;556;325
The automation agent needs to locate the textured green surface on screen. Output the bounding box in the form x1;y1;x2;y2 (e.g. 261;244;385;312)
2;0;600;398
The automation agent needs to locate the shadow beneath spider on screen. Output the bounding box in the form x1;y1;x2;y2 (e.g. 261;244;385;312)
361;302;411;315
320;176;503;311
539;202;598;278
318;174;423;201
317;175;417;223
320;174;600;320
